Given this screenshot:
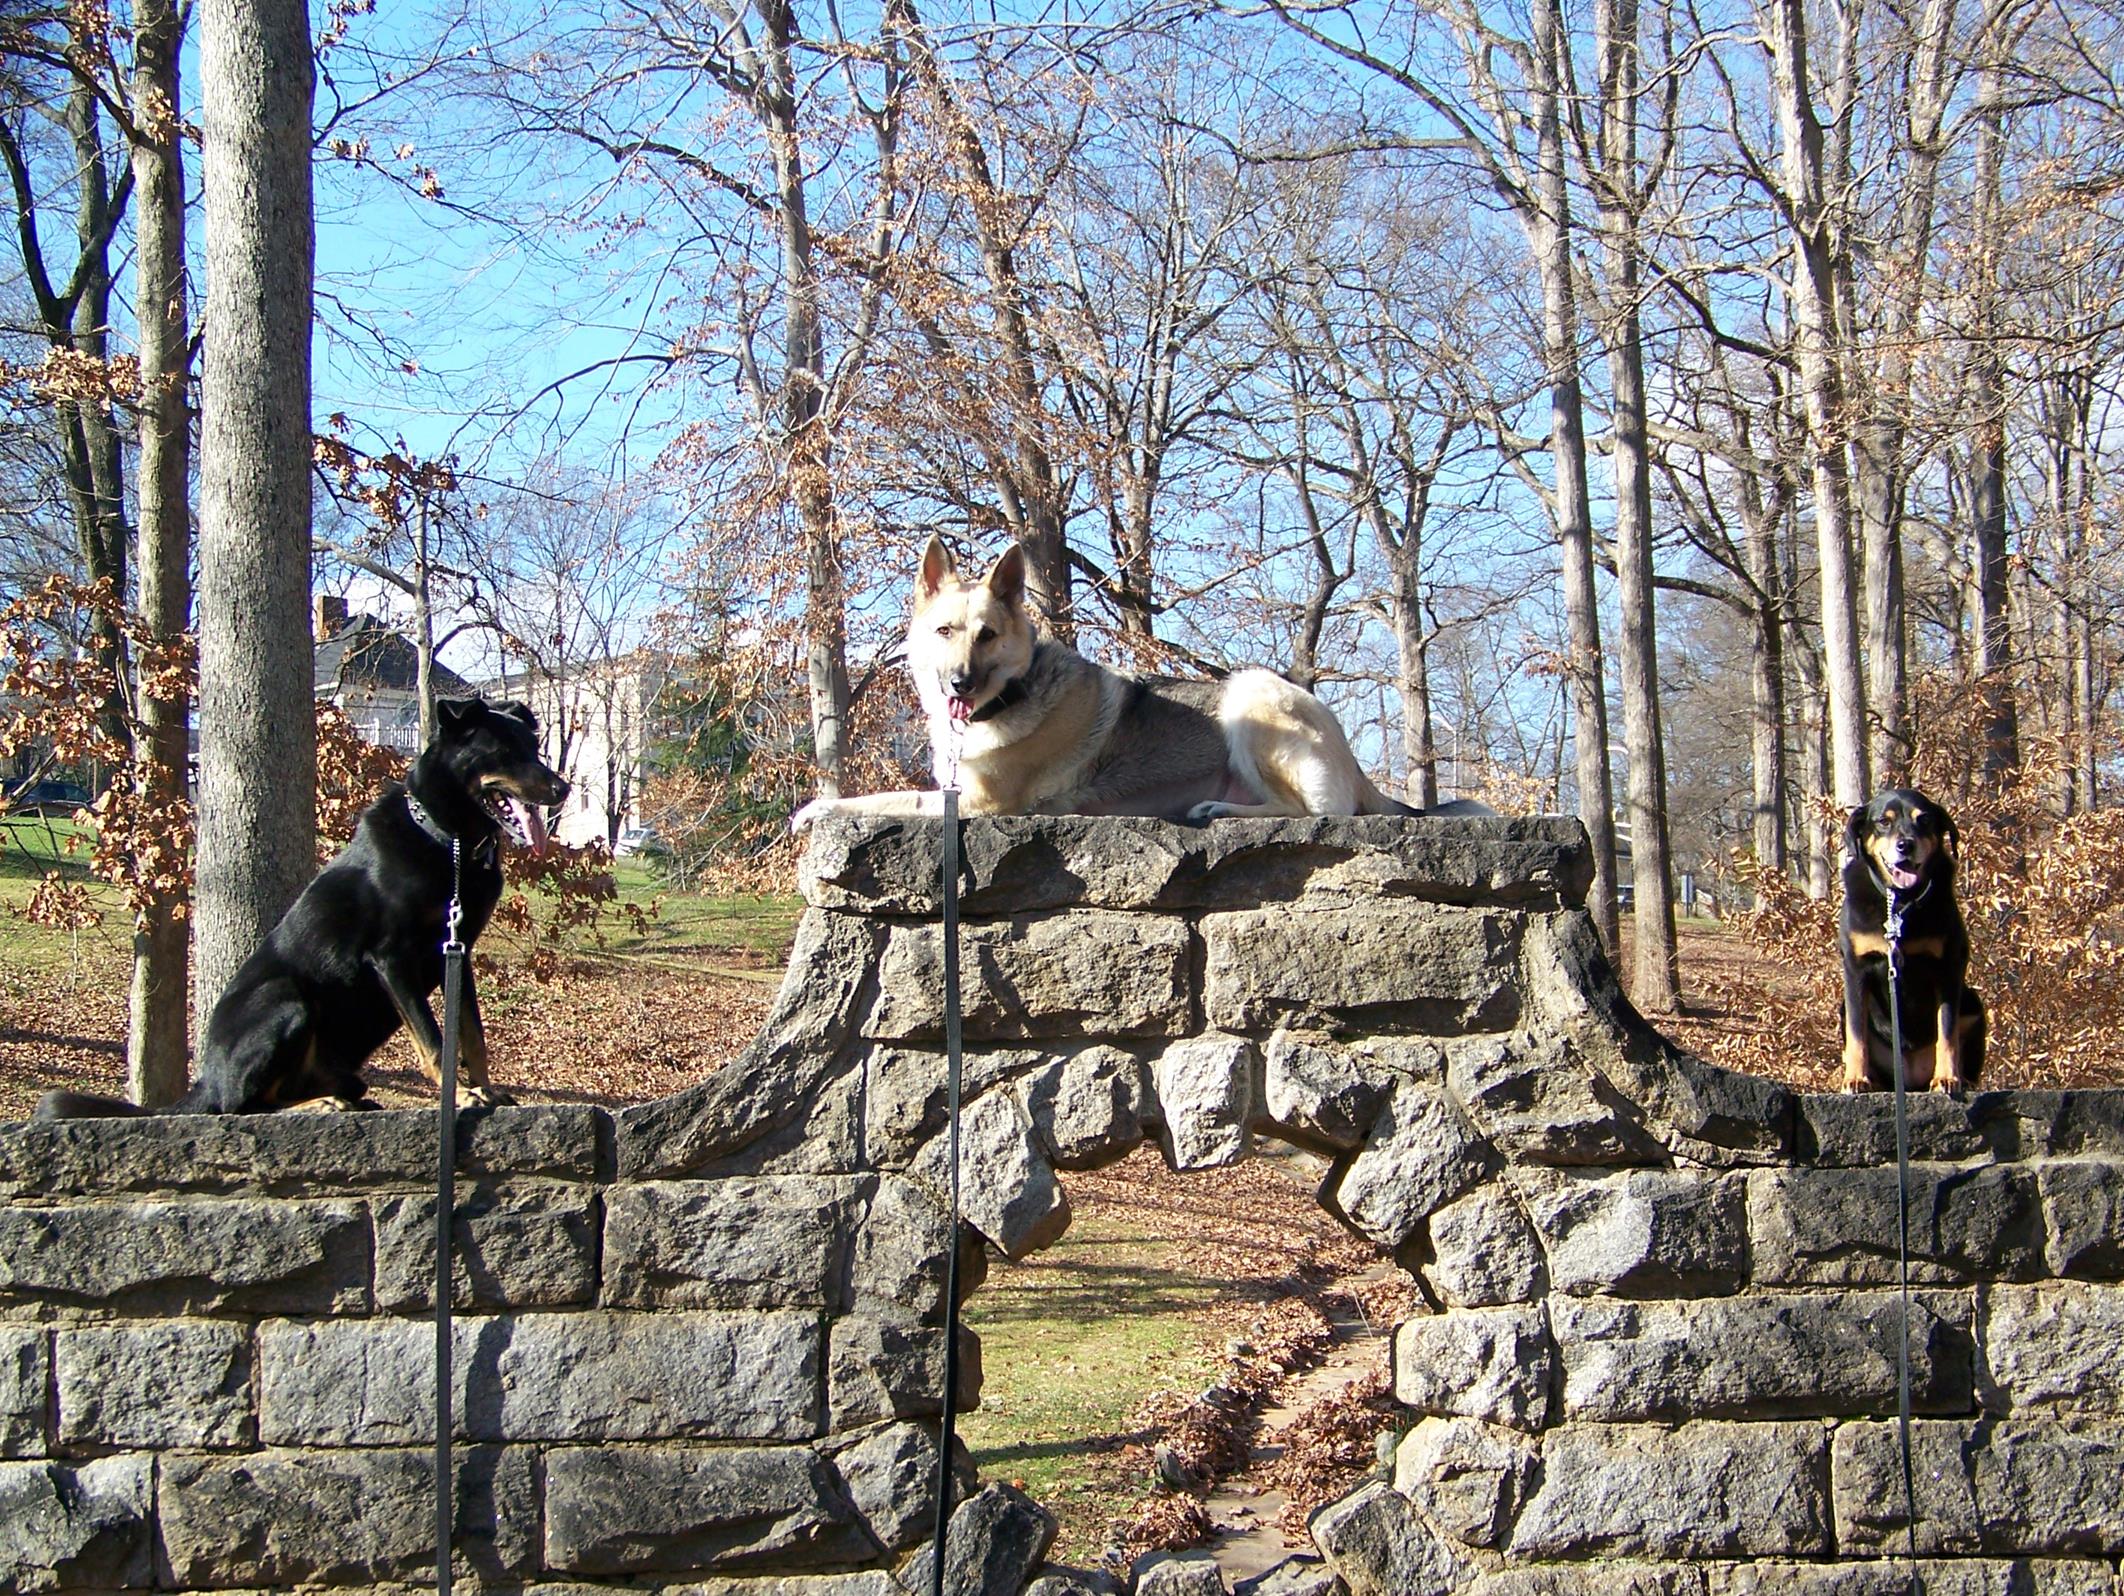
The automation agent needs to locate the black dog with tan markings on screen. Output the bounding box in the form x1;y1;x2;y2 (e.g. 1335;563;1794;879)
35;698;569;1119
1840;786;1986;1094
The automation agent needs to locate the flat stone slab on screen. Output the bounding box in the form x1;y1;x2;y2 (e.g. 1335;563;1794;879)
799;813;1594;915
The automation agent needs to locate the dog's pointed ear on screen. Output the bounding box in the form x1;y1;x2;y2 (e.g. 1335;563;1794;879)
915;537;956;607
984;543;1028;607
436;697;474;729
498;701;537;732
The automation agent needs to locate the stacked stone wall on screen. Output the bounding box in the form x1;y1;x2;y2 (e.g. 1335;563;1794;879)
2;814;2120;1595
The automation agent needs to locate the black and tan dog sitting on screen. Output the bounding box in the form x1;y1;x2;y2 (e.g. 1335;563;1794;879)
1840;786;1986;1095
36;698;569;1119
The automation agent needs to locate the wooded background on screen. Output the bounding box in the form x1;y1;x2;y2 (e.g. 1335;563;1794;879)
1;0;2119;1041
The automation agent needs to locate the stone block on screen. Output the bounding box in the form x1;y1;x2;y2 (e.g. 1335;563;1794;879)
894;1481;1056;1596
1445;1034;1663;1166
1392;1416;1537;1549
1136;1550;1229;1594
1394;1305;1552;1431
158;1445;534;1586
862;1045;1055;1169
0;1455;152;1592
374;1183;599;1311
614;911;882;1178
0;1197;367;1314
914;1090;1070;1259
1466;1568;1705;1596
259;1311;822;1444
1982;1282;2124;1413
1833;1417;2124;1555
1796;1090;1992;1166
0;1102;602;1198
1509;1421;1829;1559
828;1313;981;1430
1028;1567;1126;1596
798;812;1593;916
0;1327;44;1456
1520;911;1792;1164
543;1444;872;1574
1260;1031;1395;1151
601;1177;860;1310
1707;1561;2097;1595
55;1320;253;1448
1551;1292;1972;1421
867;910;1190;1042
1151;1036;1258;1171
1307;1480;1464;1596
1203;902;1521;1035
850;1176;986;1314
1747;1164;2046;1286
1519;1170;1746;1297
832;1421;943;1552
1232;1559;1344;1596
1024;1046;1152;1169
2038;1159;2124;1277
1422;1185;1547;1307
1330;1084;1492;1248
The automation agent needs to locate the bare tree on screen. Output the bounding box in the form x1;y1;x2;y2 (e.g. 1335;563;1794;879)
1268;0;1623;956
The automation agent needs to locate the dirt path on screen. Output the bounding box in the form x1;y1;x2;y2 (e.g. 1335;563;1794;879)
1196;1263;1401;1582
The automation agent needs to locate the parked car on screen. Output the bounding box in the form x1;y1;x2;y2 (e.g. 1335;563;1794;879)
3;777;93;817
614;824;665;858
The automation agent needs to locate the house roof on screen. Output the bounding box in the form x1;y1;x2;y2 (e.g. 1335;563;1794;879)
314;615;475;699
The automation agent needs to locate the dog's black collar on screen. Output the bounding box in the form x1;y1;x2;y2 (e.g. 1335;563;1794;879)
966;677;1029;724
405;791;498;867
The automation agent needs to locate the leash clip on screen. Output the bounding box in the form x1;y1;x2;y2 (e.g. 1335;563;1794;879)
442;836;467;957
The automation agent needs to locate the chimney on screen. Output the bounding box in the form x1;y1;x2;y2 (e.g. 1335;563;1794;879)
315;594;349;640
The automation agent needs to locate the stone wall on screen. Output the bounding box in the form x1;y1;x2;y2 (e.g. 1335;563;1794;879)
4;814;2122;1595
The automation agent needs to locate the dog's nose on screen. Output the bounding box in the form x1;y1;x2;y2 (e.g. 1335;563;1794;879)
948;670;977;696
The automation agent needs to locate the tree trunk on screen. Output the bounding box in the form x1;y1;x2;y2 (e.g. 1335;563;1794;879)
126;0;192;1107
1967;74;2018;779
760;0;851;796
1764;0;1869;807
62;79;132;750
1532;0;1620;958
1389;566;1440;809
1592;0;1678;1011
194;0;316;1034
1739;473;1788;875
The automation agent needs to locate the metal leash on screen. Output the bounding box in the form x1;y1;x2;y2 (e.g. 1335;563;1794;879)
1884;898;1925;1594
436;836;466;1596
928;789;965;1596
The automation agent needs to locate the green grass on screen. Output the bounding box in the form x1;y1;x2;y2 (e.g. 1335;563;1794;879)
959;1208;1231;1557
0;817;129;969
599;863;801;961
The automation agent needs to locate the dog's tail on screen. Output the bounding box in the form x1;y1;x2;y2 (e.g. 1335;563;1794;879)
1357;778;1499;819
33;1089;155;1122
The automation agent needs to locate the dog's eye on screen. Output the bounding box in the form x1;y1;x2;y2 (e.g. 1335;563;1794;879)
976;626;996;645
935;624;952;638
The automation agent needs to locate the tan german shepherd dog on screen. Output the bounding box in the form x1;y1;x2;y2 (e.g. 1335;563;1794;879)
792;538;1467;827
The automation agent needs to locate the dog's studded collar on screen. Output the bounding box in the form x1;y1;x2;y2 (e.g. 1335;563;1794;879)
404;791;498;867
966;676;1030;724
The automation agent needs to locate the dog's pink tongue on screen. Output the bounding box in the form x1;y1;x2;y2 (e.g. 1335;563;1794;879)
511;799;550;857
1889;863;1921;890
948;697;974;723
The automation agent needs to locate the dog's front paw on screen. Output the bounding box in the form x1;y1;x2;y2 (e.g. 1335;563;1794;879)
1931;1071;1968;1097
1841;1038;1874;1093
457;1083;514;1110
790;798;838;833
1185;800;1229;825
